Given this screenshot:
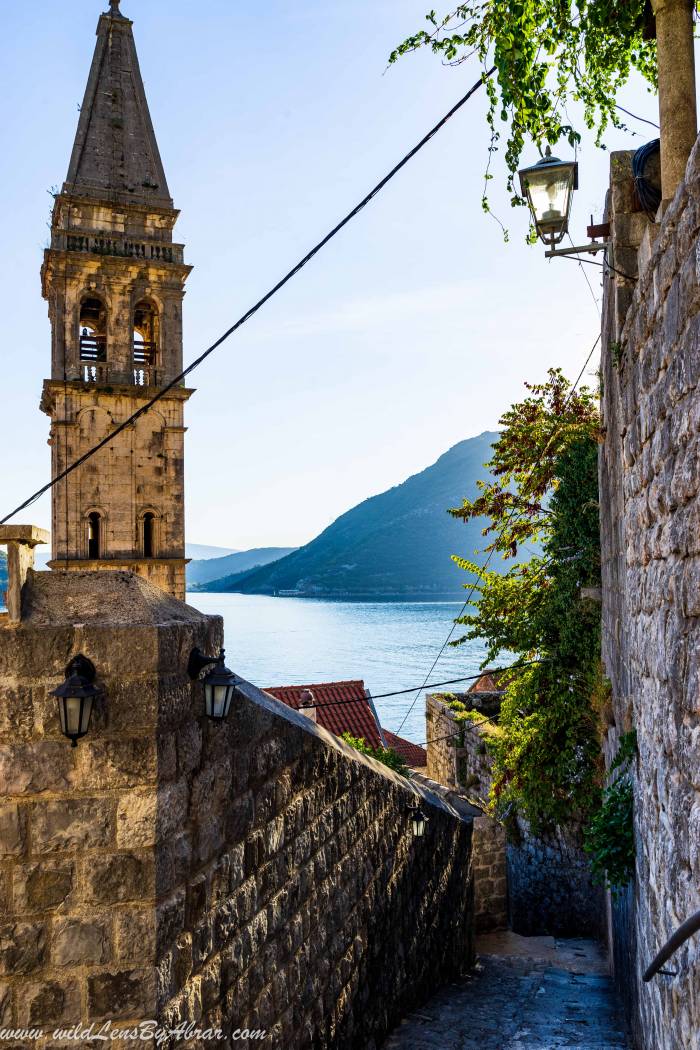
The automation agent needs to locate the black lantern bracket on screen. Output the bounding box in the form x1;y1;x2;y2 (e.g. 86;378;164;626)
65;654;97;684
187;646;221;681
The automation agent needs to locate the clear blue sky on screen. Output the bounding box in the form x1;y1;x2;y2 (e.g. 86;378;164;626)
0;2;674;550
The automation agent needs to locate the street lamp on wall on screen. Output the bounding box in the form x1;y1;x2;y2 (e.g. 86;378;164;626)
188;647;238;722
518;147;578;246
406;797;430;838
51;654;101;747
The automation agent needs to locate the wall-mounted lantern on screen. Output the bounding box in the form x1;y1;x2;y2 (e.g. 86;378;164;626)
518;147;578;246
407;797;429;838
51;654;101;747
188;647;238;722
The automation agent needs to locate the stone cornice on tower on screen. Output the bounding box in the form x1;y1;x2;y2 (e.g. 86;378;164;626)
64;4;173;210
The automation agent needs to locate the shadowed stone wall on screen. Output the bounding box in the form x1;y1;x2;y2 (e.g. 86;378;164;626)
425;694;604;938
0;571;474;1049
600;142;700;1050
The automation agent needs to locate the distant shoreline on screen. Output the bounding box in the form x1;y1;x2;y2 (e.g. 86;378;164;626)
188;591;470;603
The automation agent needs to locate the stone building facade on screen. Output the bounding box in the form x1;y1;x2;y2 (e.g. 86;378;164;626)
41;2;192;600
600;142;700;1050
0;569;474;1047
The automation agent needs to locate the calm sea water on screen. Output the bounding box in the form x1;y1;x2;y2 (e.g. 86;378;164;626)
186;592;489;745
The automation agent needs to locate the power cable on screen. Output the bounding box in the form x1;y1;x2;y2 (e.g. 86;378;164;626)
615;104;659;131
276;657;542;713
392;330;601;736
1;67;496;527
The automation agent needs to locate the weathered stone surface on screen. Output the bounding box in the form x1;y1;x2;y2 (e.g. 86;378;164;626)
83;852;155;904
52;917;110;967
87;968;156;1021
13;861;75;914
0;743;75;795
0;804;24;856
601;144;700;1050
31;798;113;853
77;738;158;790
114;907;155;964
19;978;81;1026
0;923;47;975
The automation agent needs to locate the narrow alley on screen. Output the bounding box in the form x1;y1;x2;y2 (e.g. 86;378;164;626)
383;932;630;1049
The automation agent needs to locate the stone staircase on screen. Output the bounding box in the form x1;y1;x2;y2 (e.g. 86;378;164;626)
383;933;631;1050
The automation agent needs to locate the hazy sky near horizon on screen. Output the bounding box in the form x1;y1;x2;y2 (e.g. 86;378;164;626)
0;2;686;550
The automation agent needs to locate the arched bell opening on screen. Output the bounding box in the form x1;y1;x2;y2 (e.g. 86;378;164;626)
79;296;107;381
133;300;159;385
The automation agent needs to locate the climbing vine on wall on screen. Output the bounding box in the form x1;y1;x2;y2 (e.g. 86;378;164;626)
450;369;603;829
584;730;637;894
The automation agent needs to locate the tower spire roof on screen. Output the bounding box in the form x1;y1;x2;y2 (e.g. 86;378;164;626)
63;4;172;208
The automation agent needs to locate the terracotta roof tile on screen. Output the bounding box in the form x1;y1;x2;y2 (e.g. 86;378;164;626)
383;730;428;769
264;680;383;749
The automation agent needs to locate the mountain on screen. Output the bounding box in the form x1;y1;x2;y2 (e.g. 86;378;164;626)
200;432;501;598
186;543;239;561
187;547;297;589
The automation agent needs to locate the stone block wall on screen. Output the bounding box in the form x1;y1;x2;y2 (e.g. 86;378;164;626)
471;816;508;933
0;570;474;1049
0;569;219;1039
157;678;474;1049
506;818;604;939
600;142;700;1050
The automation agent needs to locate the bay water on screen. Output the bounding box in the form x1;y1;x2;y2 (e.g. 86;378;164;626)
187;592;489;745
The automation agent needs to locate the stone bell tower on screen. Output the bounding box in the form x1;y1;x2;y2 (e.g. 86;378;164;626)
40;0;192;600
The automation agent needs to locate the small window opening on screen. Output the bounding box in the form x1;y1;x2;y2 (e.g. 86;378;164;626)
87;513;101;560
143;513;156;559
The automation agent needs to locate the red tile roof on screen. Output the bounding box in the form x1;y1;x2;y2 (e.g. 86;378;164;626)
264;680;383;749
383;730;428;769
469;670;506;693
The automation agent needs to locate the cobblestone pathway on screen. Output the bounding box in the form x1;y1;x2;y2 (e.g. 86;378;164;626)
383;932;630;1050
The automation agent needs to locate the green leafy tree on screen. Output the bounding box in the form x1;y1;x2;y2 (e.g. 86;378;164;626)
450;368;603;828
389;3;658;213
341;732;410;775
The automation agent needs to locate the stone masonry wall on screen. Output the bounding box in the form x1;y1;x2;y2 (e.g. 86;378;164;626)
0;570;219;1041
426;695;506;932
600;142;700;1050
0;570;474;1049
157;680;474;1049
425;694;604;938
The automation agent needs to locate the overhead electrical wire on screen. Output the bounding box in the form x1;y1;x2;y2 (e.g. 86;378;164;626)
0;66;496;527
276;657;545;714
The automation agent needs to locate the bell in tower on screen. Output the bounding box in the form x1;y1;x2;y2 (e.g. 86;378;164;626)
40;0;192;601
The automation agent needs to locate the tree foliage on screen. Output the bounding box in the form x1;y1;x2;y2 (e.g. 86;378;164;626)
450;368;603;828
389;2;658;210
341;733;410;775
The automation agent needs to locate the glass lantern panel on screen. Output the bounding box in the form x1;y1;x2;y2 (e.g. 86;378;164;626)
412;816;425;837
79;696;94;735
210;684;228;718
64;697;83;736
527;171;572;227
